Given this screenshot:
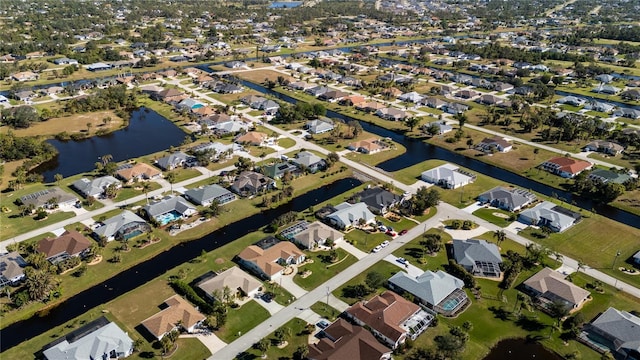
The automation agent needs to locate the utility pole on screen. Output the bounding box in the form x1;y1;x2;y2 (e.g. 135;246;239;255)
612;250;621;270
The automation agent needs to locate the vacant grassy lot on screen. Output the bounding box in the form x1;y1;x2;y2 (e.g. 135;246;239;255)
612;189;640;217
472;207;514;227
391;159;448;185
277;137;296;149
0;110;125;138
310;302;342;321
519;213;640;288
345;228;392;253
342;143;407;167
235;318;310;359
294;248;357;290
333;261;402;305
217;300;271;343
234;69;295;84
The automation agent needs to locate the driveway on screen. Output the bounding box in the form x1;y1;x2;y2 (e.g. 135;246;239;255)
180;333;227;355
461;201;484;214
443;225;491;240
253;295;285;315
384;254;423;277
337;241;368;260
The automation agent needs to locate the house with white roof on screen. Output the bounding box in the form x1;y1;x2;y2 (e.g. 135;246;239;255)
388;270;468;316
72;176;121;198
421;164;475;189
326;202;376;230
518;201;581;232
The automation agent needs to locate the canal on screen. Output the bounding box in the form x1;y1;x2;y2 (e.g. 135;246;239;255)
482;338;562;360
238;79;640;229
32;107;188;182
0;177;361;352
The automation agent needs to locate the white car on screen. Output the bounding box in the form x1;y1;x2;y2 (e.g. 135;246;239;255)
378;225;387;232
372;245;383;253
380;240;390;248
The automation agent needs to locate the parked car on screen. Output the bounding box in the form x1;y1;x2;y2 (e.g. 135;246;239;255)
396;257;407;265
378;225;388;232
261;293;274;303
381;240;390;247
372;245;383;253
386;230;397;237
399;229;408;235
317;319;330;329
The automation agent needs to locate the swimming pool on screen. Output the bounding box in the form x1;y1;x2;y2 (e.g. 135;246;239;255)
441;298;461;311
156;211;182;226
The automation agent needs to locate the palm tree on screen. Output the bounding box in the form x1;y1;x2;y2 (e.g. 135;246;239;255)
53;173;63;186
577;260;586;274
141;182;151;204
552;251;563;264
493;230;506;248
100;154;113;166
25;269;56;301
165;172;177;194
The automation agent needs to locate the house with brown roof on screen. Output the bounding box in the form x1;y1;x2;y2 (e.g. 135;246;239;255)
375;107;407;121
12;71;39;82
539;157;593;178
195;266;262;302
38;230;92;264
152;88;187;103
356;101;386;113
583;140;624;156
116;163;162;183
340;95;367;106
347;138;384;154
141;295;205;340
292;221;344;249
476;136;512;153
522;267;590;311
308;318;393;360
345;291;433;349
236;241;305;281
382;87;403;98
235;131;268;146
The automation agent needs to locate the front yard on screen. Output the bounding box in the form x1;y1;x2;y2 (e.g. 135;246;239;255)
293;248;357;290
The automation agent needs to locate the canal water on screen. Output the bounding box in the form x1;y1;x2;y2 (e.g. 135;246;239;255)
0;177;362;352
238;79;640;229
32;107;188;182
483;338;562;360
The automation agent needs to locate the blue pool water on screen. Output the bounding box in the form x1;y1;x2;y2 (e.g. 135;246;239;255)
157;211;182;226
442;298;460;311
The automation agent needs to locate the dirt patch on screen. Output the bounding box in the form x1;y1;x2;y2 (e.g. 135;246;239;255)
492;212;510;219
235;69;295;84
215;258;225;264
0;110;124;138
87;255;103;266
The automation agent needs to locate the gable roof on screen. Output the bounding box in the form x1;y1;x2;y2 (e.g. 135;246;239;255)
346;291;420;344
519;201;580;231
541;157;592;175
308;319;392;360
235;131;267;145
141;295;205;339
20;187;78;208
196;266;261;298
156;151;190;170
0;251;26;283
453;239;502;267
478;186;537;210
292;151;325;168
38;230;92;259
421;163;474;187
388;270;464;306
523;267;590;306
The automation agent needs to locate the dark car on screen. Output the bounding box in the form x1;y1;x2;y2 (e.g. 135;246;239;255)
261;292;274;303
399;229;408;236
317;319;330;329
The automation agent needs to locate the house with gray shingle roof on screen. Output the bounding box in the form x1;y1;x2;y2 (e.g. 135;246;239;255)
588;169;631;184
0;252;27;288
72;176;121;198
452;239;503;278
183;184;235;206
93;210;150;242
518;201;581;233
306;118;334;134
478;186;536;212
20;187;79;210
326;202;376;230
580;307;640;359
142;196;197;225
388;270;468;315
291;151;326;173
156;151;192;171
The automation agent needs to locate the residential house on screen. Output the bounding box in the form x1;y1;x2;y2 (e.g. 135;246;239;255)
93;210;151;242
444;102;469;115
455;89;479;99
476;136;513;153
12;90;36;102
12;71;39;82
142;196;197;225
20;188;79;210
557;96;586;107
156;151;192;171
381;87;403;98
306;86;330;97
291;151;326;173
306;118;334;134
237;240;305;281
231;171;276;196
584;100;615;113
37;231;92;264
478;186;536;212
344;291;433;349
319;90;349;102
522;267;590;310
0;252;27;288
183;184;235;206
493;82;514;92
177;98;205;111
356;187;402;215
588;169;631;184
595;74;614;83
152;88;186;103
141;295;205;340
519;201;581;232
375;107;408;121
72;176;121;198
580;307;640;359
615;108;640;119
42;317;133;360
288;81;313;91
196;266;262;302
262;161;298;179
53;57;79;65
388;270;468;315
633;250;640;266
592;84;621;95
423;121;453;135
235;131;268;146
116;163;162;183
539;157;593;178
421;163;476;189
477;94;503;106
422;97;447;109
621;89;640;101
583;140;624;155
398;92;424;103
452;239;503;278
308;319;393;360
293;221;344;249
326;202;376;230
348;138;384;154
225;61;246;68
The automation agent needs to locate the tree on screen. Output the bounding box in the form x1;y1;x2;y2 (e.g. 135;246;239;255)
274;327;291;346
100;154;113;166
466;138;474;149
405;117;420;131
165;172;177;194
254;338;270;358
411;187;440;215
293;345;309;360
422;233;442;255
53;173;63;185
365;271;385;289
493;230;506;247
25;268;56;302
454;112;467;128
141;181;151;204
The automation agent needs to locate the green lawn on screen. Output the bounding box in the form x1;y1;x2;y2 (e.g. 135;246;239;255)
472;207;514;227
518;212;640;289
169;168;202;183
293;248;357;290
235;318;311;360
392;227;452;271
216;300;271;343
113;182;162;203
392;159;447;185
277;137;296;149
333;261;403;305
345;228;392;253
309;302;342;321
